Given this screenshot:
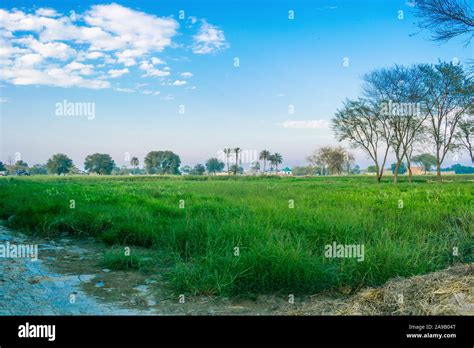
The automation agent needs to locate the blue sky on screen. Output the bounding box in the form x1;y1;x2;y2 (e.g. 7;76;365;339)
0;0;472;169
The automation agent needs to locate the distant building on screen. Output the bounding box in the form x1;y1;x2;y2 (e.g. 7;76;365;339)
409;166;425;175
280;167;292;175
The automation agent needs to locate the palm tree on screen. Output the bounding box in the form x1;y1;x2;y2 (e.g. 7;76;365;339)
130;157;139;169
271;153;283;173
223;148;232;175
268;154;275;173
233;147;241;175
259;150;270;174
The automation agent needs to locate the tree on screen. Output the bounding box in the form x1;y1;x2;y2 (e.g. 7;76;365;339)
180;165;192;175
190;163;206;175
367;165;378;173
47;154;74;175
413;0;474;44
454;117;474;163
130;157;139;169
259;150;271;174
205;158;225;174
391;162;407;175
412;153;438;173
144;151;181;175
229;164;243;174
420;62;473;181
307;146;353;175
363;64;428;183
14;160;29;169
332;99;393;182
445;163;474;173
270;153;283;172
350;165;361;174
250;161;261;174
345;152;355;173
30;164;48;175
292;166;320;176
84;153;115;175
223;148;232;175
0;162;5;171
233;147;241;175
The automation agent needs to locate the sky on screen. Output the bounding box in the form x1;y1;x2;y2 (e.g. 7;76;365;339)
0;0;472;169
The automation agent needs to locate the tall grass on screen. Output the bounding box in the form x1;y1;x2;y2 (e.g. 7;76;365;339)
0;175;472;296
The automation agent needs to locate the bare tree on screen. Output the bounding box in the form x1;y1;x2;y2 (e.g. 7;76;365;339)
413;0;474;44
363;65;429;183
420;62;473;181
307;146;354;176
332;99;392;182
454;116;474;162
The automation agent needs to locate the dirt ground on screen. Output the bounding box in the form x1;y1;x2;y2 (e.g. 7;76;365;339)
0;226;472;316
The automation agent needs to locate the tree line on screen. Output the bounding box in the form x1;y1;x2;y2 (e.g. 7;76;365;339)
0;148;286;176
332;61;473;183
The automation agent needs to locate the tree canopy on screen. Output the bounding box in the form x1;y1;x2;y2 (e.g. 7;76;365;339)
144;151;181;175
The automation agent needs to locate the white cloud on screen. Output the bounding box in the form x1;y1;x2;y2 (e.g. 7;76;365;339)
0;6;225;91
107;68;129;78
114;87;134;93
151;57;165;65
35;8;60;17
77;51;106;60
84;3;178;53
192;20;229;54
65;61;94;75
142;90;160;95
2;65;109;89
16;36;76;60
172;80;187;86
279;120;329;129
139;60;170;77
15;53;43;67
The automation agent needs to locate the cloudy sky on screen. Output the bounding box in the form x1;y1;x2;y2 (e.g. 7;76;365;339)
0;0;472;169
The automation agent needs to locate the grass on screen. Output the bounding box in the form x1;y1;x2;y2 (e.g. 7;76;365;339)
0;174;472;296
100;248;155;272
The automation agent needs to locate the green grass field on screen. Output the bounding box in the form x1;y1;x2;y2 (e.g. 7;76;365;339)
0;175;472;296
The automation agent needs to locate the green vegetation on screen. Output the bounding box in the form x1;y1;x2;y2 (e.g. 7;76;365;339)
0;175;472;297
101;249;154;272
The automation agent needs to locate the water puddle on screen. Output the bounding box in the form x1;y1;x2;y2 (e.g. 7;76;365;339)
0;226;298;315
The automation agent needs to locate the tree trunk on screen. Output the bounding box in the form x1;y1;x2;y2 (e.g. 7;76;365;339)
406;155;412;183
393;161;400;184
436;161;442;182
234;154;238;175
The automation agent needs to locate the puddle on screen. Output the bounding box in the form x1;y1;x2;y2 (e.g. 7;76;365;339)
0;226;301;315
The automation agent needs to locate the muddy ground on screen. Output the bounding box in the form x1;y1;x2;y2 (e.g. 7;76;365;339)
0;226;472;315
